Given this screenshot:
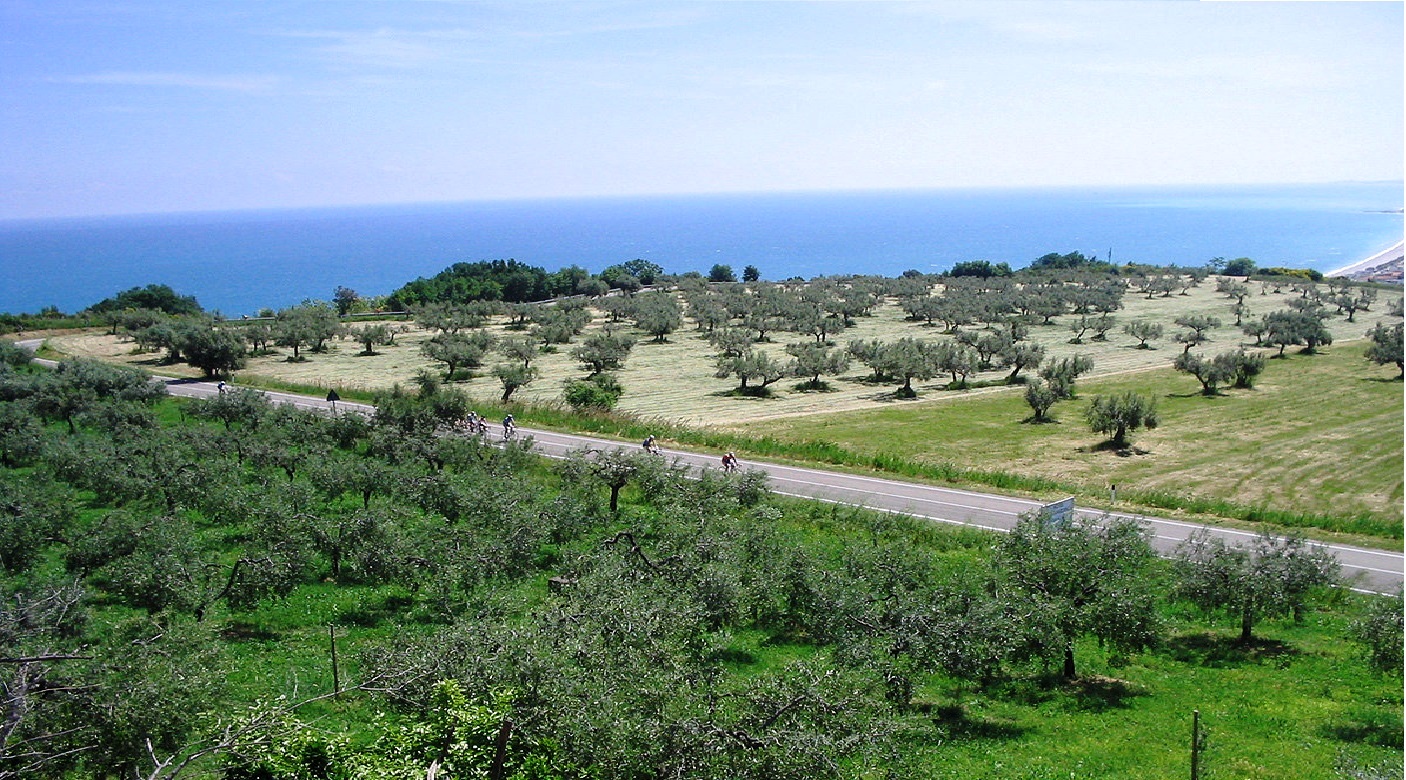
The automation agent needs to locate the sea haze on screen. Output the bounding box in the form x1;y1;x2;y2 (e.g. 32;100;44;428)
1;182;1401;317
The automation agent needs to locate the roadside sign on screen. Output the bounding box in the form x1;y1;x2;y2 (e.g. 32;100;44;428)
1041;497;1076;528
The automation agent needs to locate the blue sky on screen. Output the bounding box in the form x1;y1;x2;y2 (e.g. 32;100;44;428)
2;0;1401;219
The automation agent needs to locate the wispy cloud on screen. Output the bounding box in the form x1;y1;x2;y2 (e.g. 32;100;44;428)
273;7;706;71
280;27;472;70
1072;53;1349;91
53;71;279;93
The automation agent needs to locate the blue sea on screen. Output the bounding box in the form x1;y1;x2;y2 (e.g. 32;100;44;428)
1;182;1401;318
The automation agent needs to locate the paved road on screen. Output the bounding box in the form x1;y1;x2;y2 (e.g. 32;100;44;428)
16;343;1404;595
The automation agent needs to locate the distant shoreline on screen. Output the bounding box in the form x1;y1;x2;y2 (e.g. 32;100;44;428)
1326;239;1405;278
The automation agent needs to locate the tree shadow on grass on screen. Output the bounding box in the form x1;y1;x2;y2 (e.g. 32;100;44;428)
331;591;418;629
1321;707;1405;749
1079;441;1150;457
1063;674;1149;713
1020;416;1061;425
709;387;779;400
220;620;279;642
1163;631;1298;668
917;702;1027;741
993;673;1147;714
1164;390;1216;399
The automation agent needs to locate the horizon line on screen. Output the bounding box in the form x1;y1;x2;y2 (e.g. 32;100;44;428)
5;179;1403;225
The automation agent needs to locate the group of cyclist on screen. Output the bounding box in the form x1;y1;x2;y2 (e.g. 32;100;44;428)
452;419;741;469
643;435;740;473
456;411;515;437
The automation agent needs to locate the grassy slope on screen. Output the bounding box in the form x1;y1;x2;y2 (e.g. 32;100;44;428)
41;277;1404;538
19;400;1397;778
212;509;1403;780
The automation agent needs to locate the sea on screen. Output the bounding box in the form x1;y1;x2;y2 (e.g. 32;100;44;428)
0;182;1401;318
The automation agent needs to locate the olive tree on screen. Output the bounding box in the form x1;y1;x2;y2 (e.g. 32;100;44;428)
994;513;1161;679
1038;354;1094;400
421;331;495;380
1023;379;1060;423
1263;310;1332;356
492;363;538;403
177;325;246;378
1084;392;1158;449
1349;589;1404;674
347;323;394;356
274;303;341;360
1172;351;1235;395
633;290;683;342
784;342;849;390
571;329;636;376
1123;320;1164;349
1364;322;1404;379
1173;314;1221;353
876;337;942;398
1174;529;1338;643
715;347;787;394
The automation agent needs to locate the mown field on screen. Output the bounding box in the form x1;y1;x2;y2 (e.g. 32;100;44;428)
748;345;1404;539
44;275;1404;542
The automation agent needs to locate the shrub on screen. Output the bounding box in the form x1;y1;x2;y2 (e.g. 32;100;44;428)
1349;590;1404;674
564;374;624;411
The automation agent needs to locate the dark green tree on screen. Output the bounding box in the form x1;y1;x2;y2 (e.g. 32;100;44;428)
177;325;247;378
333;286;361;315
88;283;202;316
563;373;624;411
708;264;737;283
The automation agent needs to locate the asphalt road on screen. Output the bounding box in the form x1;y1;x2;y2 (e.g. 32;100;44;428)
16;343;1404;595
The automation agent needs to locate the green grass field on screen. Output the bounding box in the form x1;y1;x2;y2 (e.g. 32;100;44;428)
745;343;1404;541
210;502;1403;780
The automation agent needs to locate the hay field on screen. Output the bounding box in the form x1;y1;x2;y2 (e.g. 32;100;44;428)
49;277;1403;428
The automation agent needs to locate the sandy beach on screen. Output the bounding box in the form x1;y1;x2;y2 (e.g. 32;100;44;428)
1326;238;1405;278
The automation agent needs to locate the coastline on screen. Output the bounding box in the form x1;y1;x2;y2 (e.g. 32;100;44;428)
1326;239;1405;281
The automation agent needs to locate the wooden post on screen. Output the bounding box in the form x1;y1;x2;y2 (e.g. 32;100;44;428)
329;625;340;698
1190;709;1200;780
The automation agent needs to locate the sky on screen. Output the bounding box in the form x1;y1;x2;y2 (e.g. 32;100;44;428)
1;0;1401;220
